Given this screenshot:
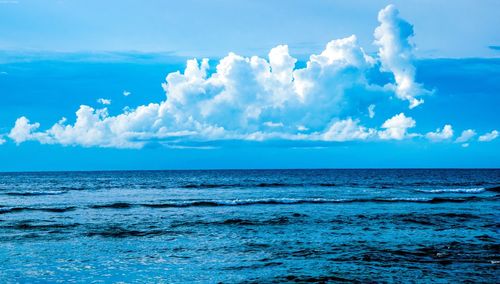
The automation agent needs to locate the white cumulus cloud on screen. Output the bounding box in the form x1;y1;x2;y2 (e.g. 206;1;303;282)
425;124;453;142
478;130;499;142
378;113;416;140
7;5;441;149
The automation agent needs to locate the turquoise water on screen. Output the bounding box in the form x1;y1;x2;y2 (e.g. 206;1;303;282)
0;169;499;282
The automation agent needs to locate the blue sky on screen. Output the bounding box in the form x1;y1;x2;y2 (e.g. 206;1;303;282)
0;1;499;171
1;0;499;57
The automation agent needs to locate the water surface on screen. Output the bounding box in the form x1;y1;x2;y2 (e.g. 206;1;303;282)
0;169;499;282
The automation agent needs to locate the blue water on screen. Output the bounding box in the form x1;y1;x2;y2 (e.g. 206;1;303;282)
0;169;499;282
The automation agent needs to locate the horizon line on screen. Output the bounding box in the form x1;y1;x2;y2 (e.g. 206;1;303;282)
1;167;499;174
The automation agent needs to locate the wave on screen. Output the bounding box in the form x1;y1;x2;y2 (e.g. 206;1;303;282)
414;188;486;194
176;182;499;190
179;182;338;189
0;206;76;215
139;196;491;208
4;222;81;230
4;195;494;215
4;190;67;196
90;202;133;209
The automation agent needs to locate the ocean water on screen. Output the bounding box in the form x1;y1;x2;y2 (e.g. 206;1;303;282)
0;169;499;283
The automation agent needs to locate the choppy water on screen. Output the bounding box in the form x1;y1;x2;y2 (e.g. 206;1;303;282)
0;169;499;283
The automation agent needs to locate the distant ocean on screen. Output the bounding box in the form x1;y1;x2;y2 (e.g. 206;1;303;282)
1;169;499;282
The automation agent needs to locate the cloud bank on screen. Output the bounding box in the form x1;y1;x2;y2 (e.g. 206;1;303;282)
4;5;494;149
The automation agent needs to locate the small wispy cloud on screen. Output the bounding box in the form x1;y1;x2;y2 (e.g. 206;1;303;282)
478;130;499;142
455;129;476;143
97;98;111;105
368;104;376;118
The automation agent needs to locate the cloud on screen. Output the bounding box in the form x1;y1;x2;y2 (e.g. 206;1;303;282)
322;118;375;142
478;130;498;142
368;104;376;118
455;129;476;143
0;136;5;145
7;116;47;144
425;124;453;142
7;5;441;149
378;113;416;140
123;91;131;96
374;4;431;108
97;98;111;105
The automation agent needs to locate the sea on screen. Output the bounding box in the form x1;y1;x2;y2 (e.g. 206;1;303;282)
0;169;499;283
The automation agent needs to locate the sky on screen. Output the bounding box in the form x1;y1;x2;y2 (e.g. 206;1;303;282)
0;0;499;171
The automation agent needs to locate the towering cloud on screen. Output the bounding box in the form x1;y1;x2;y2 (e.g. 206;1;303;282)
374;4;430;108
5;5;446;149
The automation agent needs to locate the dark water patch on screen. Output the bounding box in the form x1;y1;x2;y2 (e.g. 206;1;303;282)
222;218;256;225
277;275;356;283
171;216;292;228
4;191;67;196
85;226;172;238
318;183;337;187
486;185;500;193
90;202;134;209
179;182;339;189
352;241;500;265
181;183;236;189
142;201;221;208
408;181;490;187
0;206;76;214
3;222;81;231
38;207;77;213
475;235;496;242
290;248;324;258
224;261;283;270
400;217;434;226
328;212;488;230
59;186;85;191
246;243;271;249
434;212;481;219
428;196;482;203
256;182;289;188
